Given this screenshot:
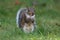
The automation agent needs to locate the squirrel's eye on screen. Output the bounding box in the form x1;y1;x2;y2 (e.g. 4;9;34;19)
31;12;34;16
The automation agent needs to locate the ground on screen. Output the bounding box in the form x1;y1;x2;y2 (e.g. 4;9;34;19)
0;0;60;40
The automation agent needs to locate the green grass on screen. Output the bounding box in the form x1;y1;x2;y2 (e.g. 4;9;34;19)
0;0;60;40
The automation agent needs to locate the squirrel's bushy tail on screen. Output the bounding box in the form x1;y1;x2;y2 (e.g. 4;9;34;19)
16;8;28;28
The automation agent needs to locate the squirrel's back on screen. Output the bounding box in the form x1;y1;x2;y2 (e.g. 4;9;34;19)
16;8;28;28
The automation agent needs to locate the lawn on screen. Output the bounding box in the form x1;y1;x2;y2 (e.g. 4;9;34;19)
0;0;60;40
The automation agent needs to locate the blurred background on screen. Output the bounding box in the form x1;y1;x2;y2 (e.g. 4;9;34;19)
0;0;60;40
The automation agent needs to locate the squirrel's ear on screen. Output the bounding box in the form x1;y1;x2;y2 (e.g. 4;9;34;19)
26;6;29;12
31;6;35;12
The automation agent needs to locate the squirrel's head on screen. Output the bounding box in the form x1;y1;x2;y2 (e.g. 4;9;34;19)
25;7;35;23
26;7;35;16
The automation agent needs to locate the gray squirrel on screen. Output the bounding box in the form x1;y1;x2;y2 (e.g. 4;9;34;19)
16;7;36;33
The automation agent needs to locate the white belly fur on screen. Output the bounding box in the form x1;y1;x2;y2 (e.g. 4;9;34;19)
23;23;34;33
